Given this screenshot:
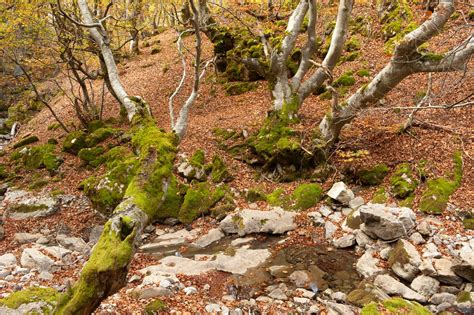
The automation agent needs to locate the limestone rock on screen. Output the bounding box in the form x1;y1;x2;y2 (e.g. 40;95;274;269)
219;208;297;236
56;234;89;252
3;189;59;220
432;258;462;286
429;292;456;305
136;287;172;299
325;221;338;239
374;274;427;302
356;249;384;278
389;239;422;281
334;234;356;248
326;182;354;205
359;204;416;241
14;233;43;244
192;228;224;248
20;248;54;271
452;243;474;282
0;254;17;267
140;229;200;251
410;275;440;297
289;270;311;288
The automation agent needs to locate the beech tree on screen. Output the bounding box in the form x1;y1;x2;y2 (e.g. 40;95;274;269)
54;0;206;312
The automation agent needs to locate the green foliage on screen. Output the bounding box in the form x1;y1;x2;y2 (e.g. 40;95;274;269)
86;120;106;133
420;152;463;214
0;164;8;180
356;164;389;186
13;135;39;148
291;183;323;210
457;291;472;303
63;131;87;155
0;287;61;310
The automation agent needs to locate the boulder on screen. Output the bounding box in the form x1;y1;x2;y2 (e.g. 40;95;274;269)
20;248;54;271
410;275;439;297
326;182;354;205
14;233;43;244
359;204;416;241
388;239;422;281
356;249;384;278
432;258;462;286
0;254;17;267
219;208;297;236
452;243;474;282
374;274;427;302
429;292;456;305
3;189;59;220
56;234;89;252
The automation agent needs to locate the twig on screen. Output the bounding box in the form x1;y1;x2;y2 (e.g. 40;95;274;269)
403;73;433;131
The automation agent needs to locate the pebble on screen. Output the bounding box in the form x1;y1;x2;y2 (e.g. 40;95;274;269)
183;286;197;295
205;304;221;313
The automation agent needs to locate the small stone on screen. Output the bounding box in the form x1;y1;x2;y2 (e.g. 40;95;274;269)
409;232;425;245
429;292;456;305
389;239;422;281
295;288;316;299
328;212;343;222
268;265;292;277
230;237;254;247
334;234;356;248
35;237;49;245
14;233;43;244
423;243;441;259
38;271;53;281
137;287;172;299
319;205;333;217
355;230;372;248
380;247;391;260
268;288;287;300
349;197;365;210
192;228;224;248
327;182;355;205
374;274;426;302
255;296;273;303
159;279;173;288
183;286;197;295
417;220;432;236
331;291;347;302
308;305;320;314
0;254;17;267
293;297;310;304
433;258;463;286
356;250;383;278
289;270;311;288
325;221;338;239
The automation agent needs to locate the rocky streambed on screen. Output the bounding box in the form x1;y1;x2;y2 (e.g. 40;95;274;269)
0;182;473;314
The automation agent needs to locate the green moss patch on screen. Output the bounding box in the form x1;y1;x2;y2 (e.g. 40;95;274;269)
0;287;61;310
333;72;356;87
419;152;462;214
266;188;289;208
78;147;106;167
14;143;63;171
361;297;431;315
372;187;388;204
63;130;88;155
85;127;118;147
223;82;258;96
291;183;323;210
13;135;39;149
178;182;226;224
145;299;167;314
356;164;389;186
463;218;474;230
209;155;231;183
390;163;418;199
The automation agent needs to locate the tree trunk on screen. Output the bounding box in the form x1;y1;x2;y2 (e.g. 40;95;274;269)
319;0;472;145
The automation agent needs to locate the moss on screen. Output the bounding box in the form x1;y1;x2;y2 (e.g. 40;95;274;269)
347;289;378;307
357;69;370;77
0;164;7;180
51;189;65;197
63;130;87;155
16;144;63;171
56;220;135;314
399;194;414;208
86;120;106;132
189;150;205;168
48;138;58;145
48;123;61;131
10;203;48;213
420;52;444;62
178;182;225;224
78;147;106;167
158;177;186;220
457;291;471;303
266;188;289;207
333;72;356;87
361;297;431;315
29;179;49;190
388;239;410;267
145;299;167;314
420;152;463;214
346;209;362;229
390;163;418;199
463;218;474;230
372;187;387;204
13;135;39;149
291;183;323;210
210;155;231;183
212;128;237;141
469;10;474;20
246;189;267;202
384;22;418;54
345;37;361;52
85;127;117;147
356;164;389;186
223;82;258;96
0;287;61;310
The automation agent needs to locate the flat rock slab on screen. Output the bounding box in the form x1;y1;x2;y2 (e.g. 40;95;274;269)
3;189;59;220
220;208;297;236
140;229;200;251
141;246;271;276
374;274;426;302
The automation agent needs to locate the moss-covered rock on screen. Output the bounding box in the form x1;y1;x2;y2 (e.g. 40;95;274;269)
223;82;258;96
347;282;387;307
334;72;356;87
63;130;87;155
345;209;362;229
0;164;7;180
291;183;323;210
463;218;474;230
85;127;117;147
86;120;106;132
78;147;106;167
420;152;462;214
178;182;226;224
266;188;289;208
13;135;39;149
246;188;267;202
0;287;62;312
145;299;167;314
209;155;231;183
356;164;389;186
390;163;418;199
361;297;431;315
15;144;63;171
357;69;371;77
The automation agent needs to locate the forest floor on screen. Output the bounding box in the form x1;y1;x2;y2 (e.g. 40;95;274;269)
0;1;473;314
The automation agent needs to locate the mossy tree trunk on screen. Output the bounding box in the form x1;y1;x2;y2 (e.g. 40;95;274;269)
319;0;473;145
54;1;205;313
